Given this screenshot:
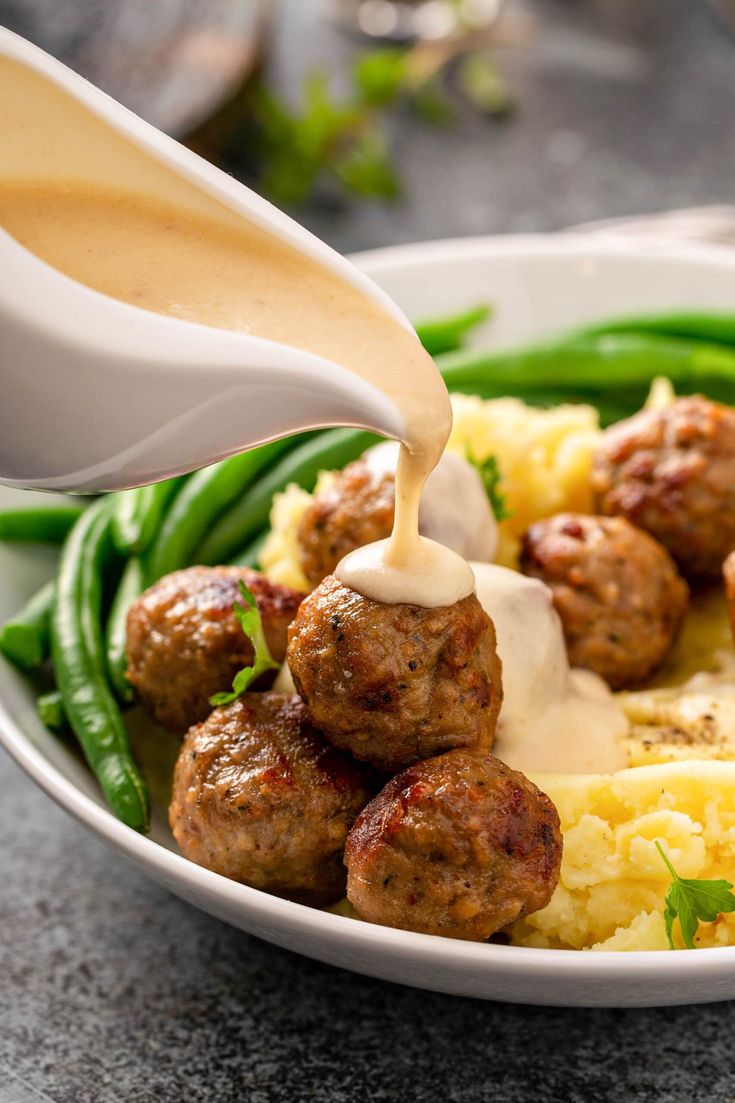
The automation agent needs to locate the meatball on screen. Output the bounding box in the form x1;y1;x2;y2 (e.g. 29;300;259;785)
287;575;503;773
724;552;735;646
169;692;375;904
127;566;303;732
345;750;562;941
591;396;735;577
298;446;498;588
520;513;688;690
298;459;395;588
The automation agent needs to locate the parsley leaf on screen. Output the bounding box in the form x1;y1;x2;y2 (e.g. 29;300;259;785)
466;450;510;522
456;52;514;118
656;841;735;949
209;581;280;707
333;133;401;200
353;48;408;107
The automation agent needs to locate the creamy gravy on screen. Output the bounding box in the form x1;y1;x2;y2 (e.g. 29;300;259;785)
472;563;628;774
0;182;471;608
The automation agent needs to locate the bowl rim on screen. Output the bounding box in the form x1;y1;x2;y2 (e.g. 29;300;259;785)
3;230;735;985
351;229;735;274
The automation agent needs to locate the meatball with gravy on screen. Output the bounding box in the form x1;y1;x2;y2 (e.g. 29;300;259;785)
170;692;375;904
345;749;562;941
127;566;303;732
287;575;503;773
520;513;688;690
298;458;395;588
298;442;497;587
591;395;735;578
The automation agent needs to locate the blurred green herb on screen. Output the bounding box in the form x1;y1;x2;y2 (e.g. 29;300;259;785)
466;450;509;521
239;42;510;207
457;51;514;117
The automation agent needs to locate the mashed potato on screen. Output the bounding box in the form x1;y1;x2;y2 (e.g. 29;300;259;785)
512;761;735;951
260;394;601;585
446;395;600;566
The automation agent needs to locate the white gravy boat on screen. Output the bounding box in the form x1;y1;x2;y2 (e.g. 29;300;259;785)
0;28;408;492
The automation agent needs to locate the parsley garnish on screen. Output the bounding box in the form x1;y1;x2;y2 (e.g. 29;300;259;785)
466;450;510;522
655;841;735;949
209;582;280;707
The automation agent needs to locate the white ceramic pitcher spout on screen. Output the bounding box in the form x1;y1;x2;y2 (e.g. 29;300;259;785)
0;28;409;492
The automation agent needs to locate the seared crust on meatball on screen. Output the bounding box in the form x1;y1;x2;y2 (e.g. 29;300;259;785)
287;576;503;773
520;513;688;690
724;552;735;647
591;396;735;578
298;460;395;587
169;692;375;904
127;566;303;732
345;750;562;941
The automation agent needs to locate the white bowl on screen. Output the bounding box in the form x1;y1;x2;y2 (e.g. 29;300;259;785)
3;234;735;1007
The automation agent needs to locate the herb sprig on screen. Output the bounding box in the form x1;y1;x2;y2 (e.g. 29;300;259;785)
466;450;509;522
656;841;735;950
209;581;280;707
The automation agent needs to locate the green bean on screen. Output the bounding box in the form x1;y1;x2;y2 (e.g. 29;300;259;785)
414;304;492;357
0;506;84;544
147;438;296;582
0;580;54;671
436;333;735;420
576;311;735;348
197;429;378;566
106;557;145;704
37;690;67;733
52;498;149;832
111;477;185;556
229;531;268;569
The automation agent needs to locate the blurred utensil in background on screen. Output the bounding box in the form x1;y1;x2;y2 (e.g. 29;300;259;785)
572;207;735;247
334;0;503;41
0;0;273;136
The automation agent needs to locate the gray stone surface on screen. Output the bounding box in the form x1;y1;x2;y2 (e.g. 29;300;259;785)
4;1;735;1100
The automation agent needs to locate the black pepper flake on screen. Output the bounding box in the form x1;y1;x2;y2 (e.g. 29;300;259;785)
408;660;418;671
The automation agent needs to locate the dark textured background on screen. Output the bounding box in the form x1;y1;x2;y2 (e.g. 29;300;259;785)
3;2;735;1100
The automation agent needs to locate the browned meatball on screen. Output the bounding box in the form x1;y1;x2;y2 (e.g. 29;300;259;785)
287;575;503;773
127;566;303;732
345;750;562;941
725;552;735;646
520;513;688;690
298;459;395;587
591;396;735;578
170;692;375;904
